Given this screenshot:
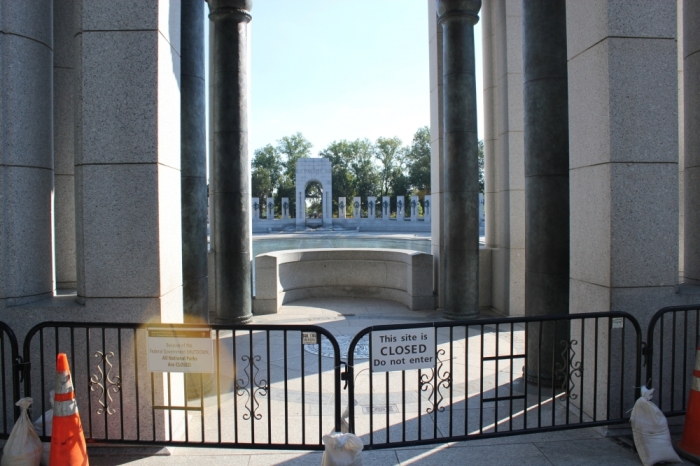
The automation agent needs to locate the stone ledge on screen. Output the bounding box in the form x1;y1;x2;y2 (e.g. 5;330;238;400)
253;248;435;313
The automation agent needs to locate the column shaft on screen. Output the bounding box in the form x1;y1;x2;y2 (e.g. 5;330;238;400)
523;0;570;384
182;0;209;322
208;0;253;323
684;0;700;284
0;1;54;308
438;0;481;318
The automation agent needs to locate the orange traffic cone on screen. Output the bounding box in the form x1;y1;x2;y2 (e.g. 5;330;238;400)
49;353;89;466
678;346;700;463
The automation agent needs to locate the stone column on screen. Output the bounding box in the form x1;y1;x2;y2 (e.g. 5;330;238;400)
0;0;54;311
266;197;274;220
281;197;290;219
382;196;391;220
353;197;361;219
181;0;208;322
396;196;405;220
252;197;260;219
207;0;252;323
73;0;184;322
338;198;346;218
437;0;481;319
54;0;77;290
523;0;569;384
410;195;418;221
368;196;377;219
424;195;432;222
684;0;700;285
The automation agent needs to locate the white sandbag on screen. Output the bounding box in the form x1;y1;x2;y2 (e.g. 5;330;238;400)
630;386;682;466
0;398;42;466
321;432;363;466
32;391;54;466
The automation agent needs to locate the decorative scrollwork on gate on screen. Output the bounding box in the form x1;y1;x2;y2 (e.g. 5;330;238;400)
555;339;583;400
89;351;121;415
419;348;451;414
235;354;269;421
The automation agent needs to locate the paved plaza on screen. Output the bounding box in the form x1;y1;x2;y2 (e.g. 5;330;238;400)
84;298;691;466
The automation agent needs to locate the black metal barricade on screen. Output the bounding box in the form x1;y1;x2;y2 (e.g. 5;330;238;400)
645;304;700;417
344;312;643;450
22;322;342;450
0;321;21;439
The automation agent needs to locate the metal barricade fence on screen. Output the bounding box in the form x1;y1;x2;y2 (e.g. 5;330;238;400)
0;321;20;439
345;312;642;450
22;322;342;450
645;304;700;417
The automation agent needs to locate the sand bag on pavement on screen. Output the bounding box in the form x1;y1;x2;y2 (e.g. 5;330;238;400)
321;432;363;466
630;386;681;466
0;398;42;466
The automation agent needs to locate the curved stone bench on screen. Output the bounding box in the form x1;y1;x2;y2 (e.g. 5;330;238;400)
252;248;434;314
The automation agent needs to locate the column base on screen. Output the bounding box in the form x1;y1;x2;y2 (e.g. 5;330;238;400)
440;308;479;320
215;314;252;325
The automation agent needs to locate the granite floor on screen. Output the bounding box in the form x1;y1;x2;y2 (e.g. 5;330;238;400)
82;298;689;465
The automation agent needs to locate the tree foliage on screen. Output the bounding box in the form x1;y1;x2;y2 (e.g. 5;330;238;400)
250;126;486;218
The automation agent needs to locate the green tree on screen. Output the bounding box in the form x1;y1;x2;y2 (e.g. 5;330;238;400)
251;167;273;199
318;140;357;215
277;132;313;184
374;136;404;197
407;126;431;195
252;144;283;189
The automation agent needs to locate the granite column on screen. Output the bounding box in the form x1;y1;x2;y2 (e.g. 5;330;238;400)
684;0;700;285
437;0;481;318
181;0;209;322
207;0;253;323
0;1;54;309
523;0;570;384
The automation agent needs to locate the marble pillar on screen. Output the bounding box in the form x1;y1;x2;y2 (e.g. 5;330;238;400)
396;196;405;220
266;197;274;220
73;0;184;322
208;0;252;323
281;197;290;219
382;196;391;220
523;0;570;385
0;0;54;309
684;0;700;285
438;0;481;319
54;0;77;290
338;197;346;218
181;0;208;322
252;197;260;219
353;197;361;219
411;195;419;221
482;0;525;317
424;195;432;222
368;196;377;219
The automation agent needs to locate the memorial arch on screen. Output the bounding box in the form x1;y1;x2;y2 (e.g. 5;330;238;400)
295;158;332;230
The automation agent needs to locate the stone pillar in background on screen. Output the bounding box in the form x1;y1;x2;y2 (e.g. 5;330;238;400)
265;197;273;220
338;197;346;218
281;197;290;219
73;0;184;322
485;0;525;317
438;0;481;319
252;197;260;219
424;195;432;222
478;193;484;230
411;195;419;221
54;0;77;290
181;0;208;322
382;196;391;220
523;0;570;385
353;197;361;219
396;196;405;220
684;0;700;285
368;196;377;219
208;0;252;323
0;0;54;309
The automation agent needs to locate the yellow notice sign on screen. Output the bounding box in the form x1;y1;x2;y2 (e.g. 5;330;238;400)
147;328;214;373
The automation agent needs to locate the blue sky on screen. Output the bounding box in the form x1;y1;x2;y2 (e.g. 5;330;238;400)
205;1;483;158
